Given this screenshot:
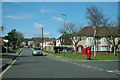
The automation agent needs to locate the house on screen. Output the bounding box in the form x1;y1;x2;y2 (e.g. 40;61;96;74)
20;41;26;47
0;37;9;52
55;34;73;51
76;26;120;53
40;38;56;51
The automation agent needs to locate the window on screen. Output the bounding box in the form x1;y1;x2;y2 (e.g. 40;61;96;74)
100;46;109;51
86;45;94;51
86;37;93;42
34;47;41;50
101;37;107;42
115;38;118;42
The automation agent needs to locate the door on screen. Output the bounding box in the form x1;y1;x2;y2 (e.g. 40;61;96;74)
78;46;83;53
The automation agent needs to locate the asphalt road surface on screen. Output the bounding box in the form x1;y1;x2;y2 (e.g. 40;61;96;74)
2;48;120;78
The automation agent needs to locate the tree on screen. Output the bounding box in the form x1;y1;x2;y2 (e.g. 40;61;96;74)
58;22;83;55
86;6;109;57
0;26;4;37
0;26;4;31
101;17;120;56
5;29;24;50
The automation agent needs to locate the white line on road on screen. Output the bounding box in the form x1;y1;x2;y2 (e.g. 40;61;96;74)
98;68;104;71
106;70;114;73
73;63;77;64
82;65;85;67
93;67;98;69
86;66;92;68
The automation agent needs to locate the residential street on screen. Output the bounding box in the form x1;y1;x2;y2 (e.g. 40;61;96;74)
2;48;120;78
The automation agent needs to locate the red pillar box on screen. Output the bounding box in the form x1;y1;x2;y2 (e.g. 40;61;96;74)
87;47;91;60
82;48;87;55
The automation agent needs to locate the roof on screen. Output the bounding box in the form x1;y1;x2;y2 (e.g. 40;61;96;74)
58;34;72;39
44;38;56;42
57;34;72;45
48;43;53;45
78;26;120;37
61;39;72;45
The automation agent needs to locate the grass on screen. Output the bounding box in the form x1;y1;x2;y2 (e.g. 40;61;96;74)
43;50;120;60
0;53;13;55
0;48;21;55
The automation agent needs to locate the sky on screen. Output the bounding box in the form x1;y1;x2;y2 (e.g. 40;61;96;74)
1;2;118;39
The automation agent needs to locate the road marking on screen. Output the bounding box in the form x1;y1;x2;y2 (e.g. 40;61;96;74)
106;70;114;73
0;50;23;78
93;67;98;69
98;68;104;71
82;65;85;67
46;54;120;75
73;63;77;65
86;66;92;68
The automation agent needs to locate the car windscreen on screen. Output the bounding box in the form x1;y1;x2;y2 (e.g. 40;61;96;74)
34;48;41;50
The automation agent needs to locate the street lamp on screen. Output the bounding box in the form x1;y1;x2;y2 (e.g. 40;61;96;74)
42;27;43;50
61;13;66;56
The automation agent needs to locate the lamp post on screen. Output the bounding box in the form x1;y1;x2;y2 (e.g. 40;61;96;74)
42;27;43;50
61;13;66;56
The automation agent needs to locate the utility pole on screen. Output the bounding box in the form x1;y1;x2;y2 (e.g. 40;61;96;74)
42;27;43;50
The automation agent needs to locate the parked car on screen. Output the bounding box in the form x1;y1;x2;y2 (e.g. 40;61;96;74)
63;48;75;52
32;47;43;56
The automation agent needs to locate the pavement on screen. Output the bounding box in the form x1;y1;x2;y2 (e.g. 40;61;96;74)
0;48;23;72
2;48;120;78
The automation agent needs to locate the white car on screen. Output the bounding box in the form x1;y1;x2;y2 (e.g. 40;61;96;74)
32;47;43;56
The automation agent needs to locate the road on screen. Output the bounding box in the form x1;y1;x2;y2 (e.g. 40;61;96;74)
2;48;120;78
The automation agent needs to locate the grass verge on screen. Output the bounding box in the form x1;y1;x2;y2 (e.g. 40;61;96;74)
0;48;21;55
43;50;120;60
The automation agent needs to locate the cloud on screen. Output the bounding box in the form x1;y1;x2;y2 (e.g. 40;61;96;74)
43;31;50;36
4;13;33;19
34;22;44;29
40;8;50;14
40;9;45;14
4;16;21;19
52;16;64;21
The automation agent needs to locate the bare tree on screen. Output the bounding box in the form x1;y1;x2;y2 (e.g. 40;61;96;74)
58;22;83;55
86;6;109;57
101;17;120;56
0;26;4;37
0;26;4;31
